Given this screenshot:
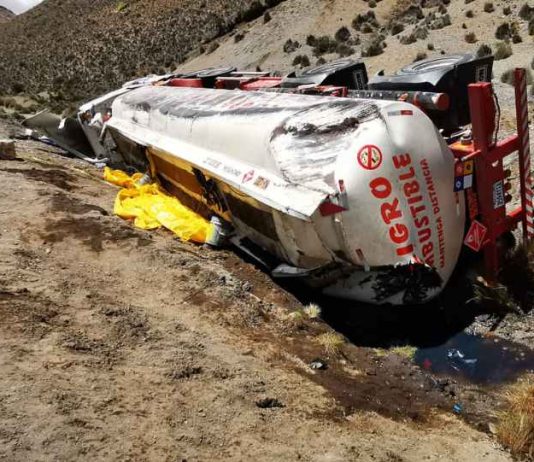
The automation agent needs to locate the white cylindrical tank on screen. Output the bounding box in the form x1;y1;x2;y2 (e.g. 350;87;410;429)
108;86;465;304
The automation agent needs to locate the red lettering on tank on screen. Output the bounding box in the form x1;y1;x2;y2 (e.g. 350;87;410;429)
390;223;409;244
368;154;446;267
417;227;432;243
399;166;416;181
403;180;420;197
392;153;411;169
410;204;426;219
368;176;413;258
422;242;434;265
415;215;430;229
420;159;446;268
396;244;414;256
370;177;391;199
381;199;402;225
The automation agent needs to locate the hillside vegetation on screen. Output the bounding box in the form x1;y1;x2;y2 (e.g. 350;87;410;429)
181;0;533;86
0;0;282;102
0;0;532;107
0;6;14;23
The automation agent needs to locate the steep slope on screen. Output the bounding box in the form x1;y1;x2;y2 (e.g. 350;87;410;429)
0;5;14;23
0;0;282;100
180;0;533;81
0;0;532;106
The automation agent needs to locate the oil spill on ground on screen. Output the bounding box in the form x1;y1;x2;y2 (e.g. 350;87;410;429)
415;332;534;385
1;167;78;191
276;265;534;387
40;216;152;252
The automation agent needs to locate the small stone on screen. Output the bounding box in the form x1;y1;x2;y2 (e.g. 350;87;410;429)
0;139;16;160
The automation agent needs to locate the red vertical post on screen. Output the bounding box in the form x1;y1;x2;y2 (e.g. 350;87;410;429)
468;83;499;279
514;68;534;244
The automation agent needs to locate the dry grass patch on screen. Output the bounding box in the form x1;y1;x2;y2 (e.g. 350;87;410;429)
496;375;534;458
316;332;345;356
303;303;321;319
374;345;417;360
391;345;417;360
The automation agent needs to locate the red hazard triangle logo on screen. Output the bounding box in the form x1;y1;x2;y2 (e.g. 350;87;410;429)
464;220;488;252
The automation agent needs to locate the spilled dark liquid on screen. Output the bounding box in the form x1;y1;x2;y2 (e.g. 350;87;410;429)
414;332;534;385
234;245;534;385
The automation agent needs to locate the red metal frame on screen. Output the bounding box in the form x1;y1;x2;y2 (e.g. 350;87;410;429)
514;68;534;242
450;68;532;280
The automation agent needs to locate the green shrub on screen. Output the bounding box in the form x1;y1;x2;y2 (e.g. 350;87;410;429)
352;11;379;31
400;33;417;45
495;22;511;40
306;35;316;46
361;35;384;56
494;41;513;60
427;42;434;50
476;43;492;57
466;10;474;18
414;51;428;62
503;6;511;15
389;21;404;35
240;1;265;22
263;11;271;23
311;36;337;56
501;68;533;86
429;14;451;30
465;32;477;43
207;41;219;54
292;54;310;67
336;43;354;57
484;2;494;13
369;0;377;7
335;26;351;42
529;19;534;35
414;26;428;39
115;1;128;13
283;39;300;53
512;33;522;43
519;3;534;21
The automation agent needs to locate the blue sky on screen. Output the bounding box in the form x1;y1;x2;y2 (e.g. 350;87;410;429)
0;0;43;14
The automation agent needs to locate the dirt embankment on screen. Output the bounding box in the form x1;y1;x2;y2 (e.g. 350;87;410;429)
0;0;282;101
0;6;14;24
0;121;515;461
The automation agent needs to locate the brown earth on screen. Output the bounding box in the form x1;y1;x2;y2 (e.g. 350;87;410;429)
0;0;282;101
1;0;532;111
0;6;14;23
180;0;533;80
0;120;516;461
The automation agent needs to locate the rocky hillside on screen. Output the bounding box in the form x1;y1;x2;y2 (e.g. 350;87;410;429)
0;0;284;101
0;0;532;105
0;5;14;23
181;0;533;86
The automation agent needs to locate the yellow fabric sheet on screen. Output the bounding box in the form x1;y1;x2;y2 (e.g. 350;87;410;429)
103;167;213;244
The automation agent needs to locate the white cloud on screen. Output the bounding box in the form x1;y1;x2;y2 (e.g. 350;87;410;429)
0;0;43;14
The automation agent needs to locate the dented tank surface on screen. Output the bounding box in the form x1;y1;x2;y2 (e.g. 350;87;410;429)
106;86;465;304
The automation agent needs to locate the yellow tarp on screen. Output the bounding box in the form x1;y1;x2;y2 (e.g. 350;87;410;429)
103;167;213;244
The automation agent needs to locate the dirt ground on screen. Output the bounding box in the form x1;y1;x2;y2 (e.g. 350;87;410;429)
0;120;517;461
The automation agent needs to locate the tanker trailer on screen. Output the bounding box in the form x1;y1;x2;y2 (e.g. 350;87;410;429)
104;84;465;304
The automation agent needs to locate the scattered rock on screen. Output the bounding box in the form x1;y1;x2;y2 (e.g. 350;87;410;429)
256;397;284;409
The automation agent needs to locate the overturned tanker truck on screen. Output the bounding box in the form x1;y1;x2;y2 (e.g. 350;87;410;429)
76;55;532;305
